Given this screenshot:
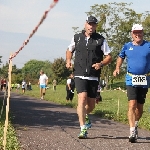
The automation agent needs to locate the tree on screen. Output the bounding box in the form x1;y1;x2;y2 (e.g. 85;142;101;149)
84;2;150;88
51;57;71;84
0;61;22;84
0;62;9;78
142;14;150;41
11;73;22;84
21;59;52;84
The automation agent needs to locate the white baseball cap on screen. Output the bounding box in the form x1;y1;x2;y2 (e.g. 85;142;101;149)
131;24;143;31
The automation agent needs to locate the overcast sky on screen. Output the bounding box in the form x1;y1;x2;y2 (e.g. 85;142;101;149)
0;0;149;68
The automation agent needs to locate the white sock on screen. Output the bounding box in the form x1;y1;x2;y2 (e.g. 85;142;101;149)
80;125;86;131
130;127;135;135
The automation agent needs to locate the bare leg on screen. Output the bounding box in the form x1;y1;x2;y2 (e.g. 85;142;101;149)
77;92;87;126
40;88;43;98
135;103;143;121
86;97;95;114
128;100;137;128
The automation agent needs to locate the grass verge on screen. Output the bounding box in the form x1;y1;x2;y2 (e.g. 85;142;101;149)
0;94;20;150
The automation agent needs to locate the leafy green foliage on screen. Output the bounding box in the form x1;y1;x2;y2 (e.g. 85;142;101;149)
22;59;53;84
143;14;150;41
83;2;150;85
86;3;146;75
0;62;9;78
51;57;72;84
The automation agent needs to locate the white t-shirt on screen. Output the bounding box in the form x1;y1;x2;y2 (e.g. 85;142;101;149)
68;37;111;55
39;74;48;85
67;79;71;84
22;81;26;88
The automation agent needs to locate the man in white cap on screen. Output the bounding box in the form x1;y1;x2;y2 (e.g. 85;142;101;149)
113;24;150;143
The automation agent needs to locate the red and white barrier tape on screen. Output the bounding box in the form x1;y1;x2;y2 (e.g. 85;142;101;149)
9;0;59;60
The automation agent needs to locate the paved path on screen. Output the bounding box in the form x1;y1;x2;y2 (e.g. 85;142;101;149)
9;93;150;150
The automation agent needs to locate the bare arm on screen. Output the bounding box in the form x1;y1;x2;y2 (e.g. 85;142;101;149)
92;54;112;70
101;54;112;66
67;84;71;90
46;79;48;85
66;49;73;69
113;57;124;77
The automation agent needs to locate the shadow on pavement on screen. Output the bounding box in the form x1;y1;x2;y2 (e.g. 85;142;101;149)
10;97;78;127
10;93;116;130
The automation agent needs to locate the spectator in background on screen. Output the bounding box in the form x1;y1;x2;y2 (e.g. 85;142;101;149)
95;80;102;104
66;73;75;103
52;79;57;91
1;77;4;91
27;81;32;90
3;78;7;92
22;80;26;94
38;70;48;100
16;83;20;92
28;81;32;90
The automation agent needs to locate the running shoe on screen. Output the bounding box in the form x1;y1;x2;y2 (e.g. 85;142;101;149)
78;128;88;139
85;115;92;129
40;96;43;100
129;131;137;143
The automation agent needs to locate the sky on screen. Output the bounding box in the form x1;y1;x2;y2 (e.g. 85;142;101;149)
0;0;150;68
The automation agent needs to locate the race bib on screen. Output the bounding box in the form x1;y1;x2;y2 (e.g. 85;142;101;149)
132;75;147;85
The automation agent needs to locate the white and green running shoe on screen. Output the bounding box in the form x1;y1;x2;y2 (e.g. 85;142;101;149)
78;128;88;139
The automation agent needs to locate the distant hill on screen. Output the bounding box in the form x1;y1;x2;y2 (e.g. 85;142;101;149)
0;30;69;68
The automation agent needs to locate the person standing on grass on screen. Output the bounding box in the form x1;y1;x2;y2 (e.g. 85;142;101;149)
22;80;26;94
16;83;20;92
38;70;48;100
66;73;75;103
3;78;7;92
52;79;57;91
28;81;32;90
66;16;112;139
0;77;4;91
113;24;150;143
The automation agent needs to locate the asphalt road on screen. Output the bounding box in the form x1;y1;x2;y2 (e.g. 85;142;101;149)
9;93;150;150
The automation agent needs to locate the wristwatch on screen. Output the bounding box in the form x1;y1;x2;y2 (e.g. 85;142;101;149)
100;62;103;68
